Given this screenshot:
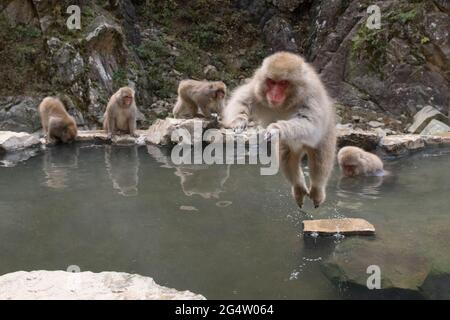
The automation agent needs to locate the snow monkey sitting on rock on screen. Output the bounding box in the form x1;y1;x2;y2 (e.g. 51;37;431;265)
38;97;78;144
338;146;384;177
222;52;336;208
172;80;227;119
103;86;138;139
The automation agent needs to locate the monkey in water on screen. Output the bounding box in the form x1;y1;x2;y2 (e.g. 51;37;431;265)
173;80;226;119
338;146;384;177
38;97;78;144
222;52;336;208
103;86;138;139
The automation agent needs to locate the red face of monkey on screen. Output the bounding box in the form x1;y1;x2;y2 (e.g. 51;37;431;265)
265;78;290;106
120;88;134;108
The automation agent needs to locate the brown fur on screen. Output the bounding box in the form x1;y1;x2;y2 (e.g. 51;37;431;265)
103;87;137;138
173;80;227;119
38;97;77;144
222;52;336;208
338;146;384;177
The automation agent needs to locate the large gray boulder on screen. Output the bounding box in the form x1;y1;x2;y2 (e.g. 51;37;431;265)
420;119;450;135
407;105;450;134
0;131;40;152
0;271;206;300
0;96;41;133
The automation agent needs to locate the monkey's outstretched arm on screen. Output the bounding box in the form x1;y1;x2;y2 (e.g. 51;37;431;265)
222;84;252;132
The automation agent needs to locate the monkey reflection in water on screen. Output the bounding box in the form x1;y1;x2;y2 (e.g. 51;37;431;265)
146;145;231;199
42;145;79;189
105;145;140;197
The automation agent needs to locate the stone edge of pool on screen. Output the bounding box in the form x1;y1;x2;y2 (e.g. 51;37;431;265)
1;117;450;156
0;270;206;300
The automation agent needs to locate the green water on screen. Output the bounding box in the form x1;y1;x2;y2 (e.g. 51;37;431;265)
0;144;449;299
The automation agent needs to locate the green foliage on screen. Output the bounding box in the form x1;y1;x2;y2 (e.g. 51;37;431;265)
421;36;430;44
136;38;170;61
0;14;49;94
112;68;128;89
351;25;388;72
189;22;225;49
391;8;418;24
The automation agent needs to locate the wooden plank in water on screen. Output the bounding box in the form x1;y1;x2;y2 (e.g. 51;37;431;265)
303;218;375;236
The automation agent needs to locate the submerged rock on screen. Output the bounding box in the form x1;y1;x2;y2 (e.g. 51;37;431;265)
303;218;375;236
0;131;40;152
407;106;450;134
0;271;206;300
321;239;431;297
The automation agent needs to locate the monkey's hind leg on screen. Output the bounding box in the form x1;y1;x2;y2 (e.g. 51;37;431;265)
280;145;309;208
306;143;335;208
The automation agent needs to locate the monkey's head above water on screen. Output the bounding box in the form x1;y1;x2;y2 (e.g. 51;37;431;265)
254;52;307;110
118;87;135;108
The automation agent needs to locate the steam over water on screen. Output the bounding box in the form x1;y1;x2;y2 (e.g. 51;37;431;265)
0;144;449;299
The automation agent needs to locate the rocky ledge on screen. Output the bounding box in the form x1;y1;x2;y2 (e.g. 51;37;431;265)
0;270;205;300
1;117;450;158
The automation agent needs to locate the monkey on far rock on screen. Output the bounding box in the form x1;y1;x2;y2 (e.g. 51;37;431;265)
38;97;78;144
173;80;226;119
103;86;138;139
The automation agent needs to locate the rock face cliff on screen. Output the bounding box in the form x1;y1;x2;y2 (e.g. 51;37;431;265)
0;0;449;132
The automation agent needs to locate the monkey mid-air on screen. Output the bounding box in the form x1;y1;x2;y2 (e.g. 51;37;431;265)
222;51;336;208
173;80;227;119
38;97;78;144
103;86;138;139
338;146;384;177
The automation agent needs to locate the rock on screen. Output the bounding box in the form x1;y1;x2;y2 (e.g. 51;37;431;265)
47;38;85;86
303;218;375;236
3;0;38;26
0;271;205;300
146;118;216;146
368;120;384;128
321;239;431;296
407;105;450;134
272;0;304;12
380;135;425;155
75;130;148;145
420;119;450;135
85;16;127;93
337;128;383;151
263;16;297;52
203;65;219;79
0;97;41;133
0;131;40;152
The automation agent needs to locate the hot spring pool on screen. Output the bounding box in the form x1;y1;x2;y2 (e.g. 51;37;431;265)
0;144;449;299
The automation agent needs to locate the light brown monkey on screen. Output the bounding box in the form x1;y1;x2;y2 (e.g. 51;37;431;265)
38;97;78;144
103;87;137;138
222;52;336;208
338;146;384;177
173;80;226;119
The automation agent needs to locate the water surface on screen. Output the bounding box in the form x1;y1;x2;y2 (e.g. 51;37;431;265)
0;144;449;299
